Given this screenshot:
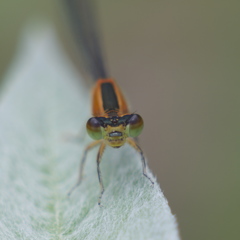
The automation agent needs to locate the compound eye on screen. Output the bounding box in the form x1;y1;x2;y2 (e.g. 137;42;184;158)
86;117;103;140
127;114;144;137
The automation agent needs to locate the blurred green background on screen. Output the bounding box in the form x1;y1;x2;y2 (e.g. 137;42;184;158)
0;1;239;239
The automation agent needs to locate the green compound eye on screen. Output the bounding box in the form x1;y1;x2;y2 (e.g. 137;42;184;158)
86;117;103;140
127;114;144;137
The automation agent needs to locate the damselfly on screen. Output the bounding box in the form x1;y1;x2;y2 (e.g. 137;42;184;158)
65;0;154;206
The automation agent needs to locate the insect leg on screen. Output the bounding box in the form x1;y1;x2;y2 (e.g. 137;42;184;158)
127;138;154;185
97;142;106;206
68;139;102;196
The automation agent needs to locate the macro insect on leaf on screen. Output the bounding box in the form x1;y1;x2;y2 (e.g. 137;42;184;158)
65;0;154;206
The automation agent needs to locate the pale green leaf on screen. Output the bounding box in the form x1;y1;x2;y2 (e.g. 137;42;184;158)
0;26;180;240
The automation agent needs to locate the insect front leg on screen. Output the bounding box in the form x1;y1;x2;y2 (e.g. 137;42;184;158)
68;140;102;196
127;138;154;185
97;142;106;206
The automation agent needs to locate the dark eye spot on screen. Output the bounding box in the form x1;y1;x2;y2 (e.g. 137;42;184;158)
129;114;142;125
87;117;101;129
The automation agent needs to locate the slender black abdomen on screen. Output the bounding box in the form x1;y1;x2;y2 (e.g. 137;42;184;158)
101;82;119;111
64;0;108;80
